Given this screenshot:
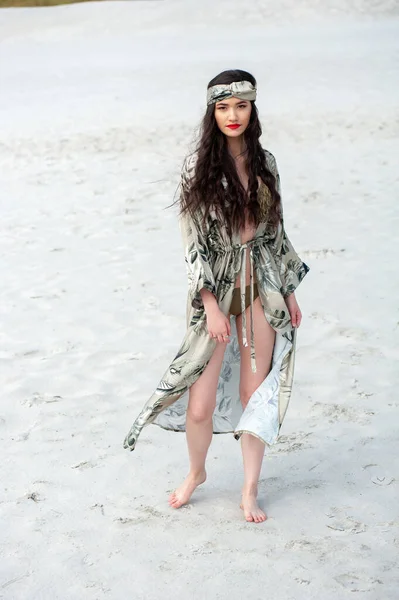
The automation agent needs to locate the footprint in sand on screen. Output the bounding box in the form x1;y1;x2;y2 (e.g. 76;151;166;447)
325;507;367;534
334;573;383;592
114;505;171;526
270;431;313;454
363;464;395;486
310;401;374;425
308;311;339;325
70;459;102;470
336;326;369;341
90;503;105;516
142;296;160;311
302;190;322;204
114;516;143;526
301;248;346;259
21;393;63;407
351;379;374;399
26;491;45;502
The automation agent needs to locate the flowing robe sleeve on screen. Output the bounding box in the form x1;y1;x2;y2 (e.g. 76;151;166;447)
178;155;217;311
266;152;310;298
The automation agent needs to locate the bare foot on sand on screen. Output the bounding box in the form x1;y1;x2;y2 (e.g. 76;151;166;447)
168;470;207;508
240;489;267;523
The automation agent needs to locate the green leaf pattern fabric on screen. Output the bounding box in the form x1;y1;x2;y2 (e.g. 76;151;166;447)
123;149;309;452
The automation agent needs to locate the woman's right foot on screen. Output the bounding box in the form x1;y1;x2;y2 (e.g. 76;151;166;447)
168;470;207;508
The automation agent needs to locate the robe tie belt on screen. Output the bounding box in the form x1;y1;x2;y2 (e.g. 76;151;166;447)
238;240;258;374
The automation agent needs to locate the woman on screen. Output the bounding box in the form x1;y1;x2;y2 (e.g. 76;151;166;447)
123;69;310;523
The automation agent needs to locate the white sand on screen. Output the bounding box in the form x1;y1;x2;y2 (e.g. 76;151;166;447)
1;1;398;598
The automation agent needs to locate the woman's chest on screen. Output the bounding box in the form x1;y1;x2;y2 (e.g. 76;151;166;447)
238;175;262;244
239;218;257;245
205;176;269;250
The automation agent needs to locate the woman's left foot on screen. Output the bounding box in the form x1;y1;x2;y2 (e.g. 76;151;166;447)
240;492;267;523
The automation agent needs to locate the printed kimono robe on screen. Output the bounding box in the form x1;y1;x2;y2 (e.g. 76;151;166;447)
123;148;310;452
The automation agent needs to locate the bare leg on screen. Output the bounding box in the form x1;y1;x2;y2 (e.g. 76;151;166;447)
236;297;276;522
168;338;228;508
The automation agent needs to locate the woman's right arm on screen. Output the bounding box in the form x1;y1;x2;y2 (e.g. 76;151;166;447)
199;288;219;313
178;154;218;311
179;156;230;342
179;208;218;312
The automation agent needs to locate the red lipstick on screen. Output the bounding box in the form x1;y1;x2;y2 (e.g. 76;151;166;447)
227;124;240;129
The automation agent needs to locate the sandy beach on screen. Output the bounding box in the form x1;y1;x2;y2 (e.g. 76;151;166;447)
1;1;399;598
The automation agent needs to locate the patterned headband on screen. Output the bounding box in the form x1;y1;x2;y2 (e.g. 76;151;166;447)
206;80;257;106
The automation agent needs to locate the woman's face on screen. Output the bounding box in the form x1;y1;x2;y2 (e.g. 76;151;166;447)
214;97;252;138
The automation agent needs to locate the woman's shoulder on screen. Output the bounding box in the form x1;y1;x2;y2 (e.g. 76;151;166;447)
183;147;278;173
261;147;279;176
181;147;279;186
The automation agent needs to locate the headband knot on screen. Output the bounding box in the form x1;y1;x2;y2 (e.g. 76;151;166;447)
206;80;257;106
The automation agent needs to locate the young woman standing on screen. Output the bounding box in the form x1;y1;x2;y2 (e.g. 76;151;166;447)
124;69;310;523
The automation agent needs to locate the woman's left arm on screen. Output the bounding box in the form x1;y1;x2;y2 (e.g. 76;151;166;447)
268;152;310;327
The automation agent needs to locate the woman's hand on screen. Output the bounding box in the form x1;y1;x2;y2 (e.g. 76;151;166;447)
199;288;230;343
285;292;302;328
205;304;231;343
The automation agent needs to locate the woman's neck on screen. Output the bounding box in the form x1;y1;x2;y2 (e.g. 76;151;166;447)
226;136;247;161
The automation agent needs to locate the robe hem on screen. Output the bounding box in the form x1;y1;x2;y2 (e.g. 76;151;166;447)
233;429;276;447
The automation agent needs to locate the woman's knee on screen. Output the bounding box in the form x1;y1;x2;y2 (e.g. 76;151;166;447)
239;367;272;409
187;397;215;423
239;386;253;409
187;339;226;423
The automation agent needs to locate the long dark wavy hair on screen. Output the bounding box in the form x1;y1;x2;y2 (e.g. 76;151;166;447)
178;68;281;236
